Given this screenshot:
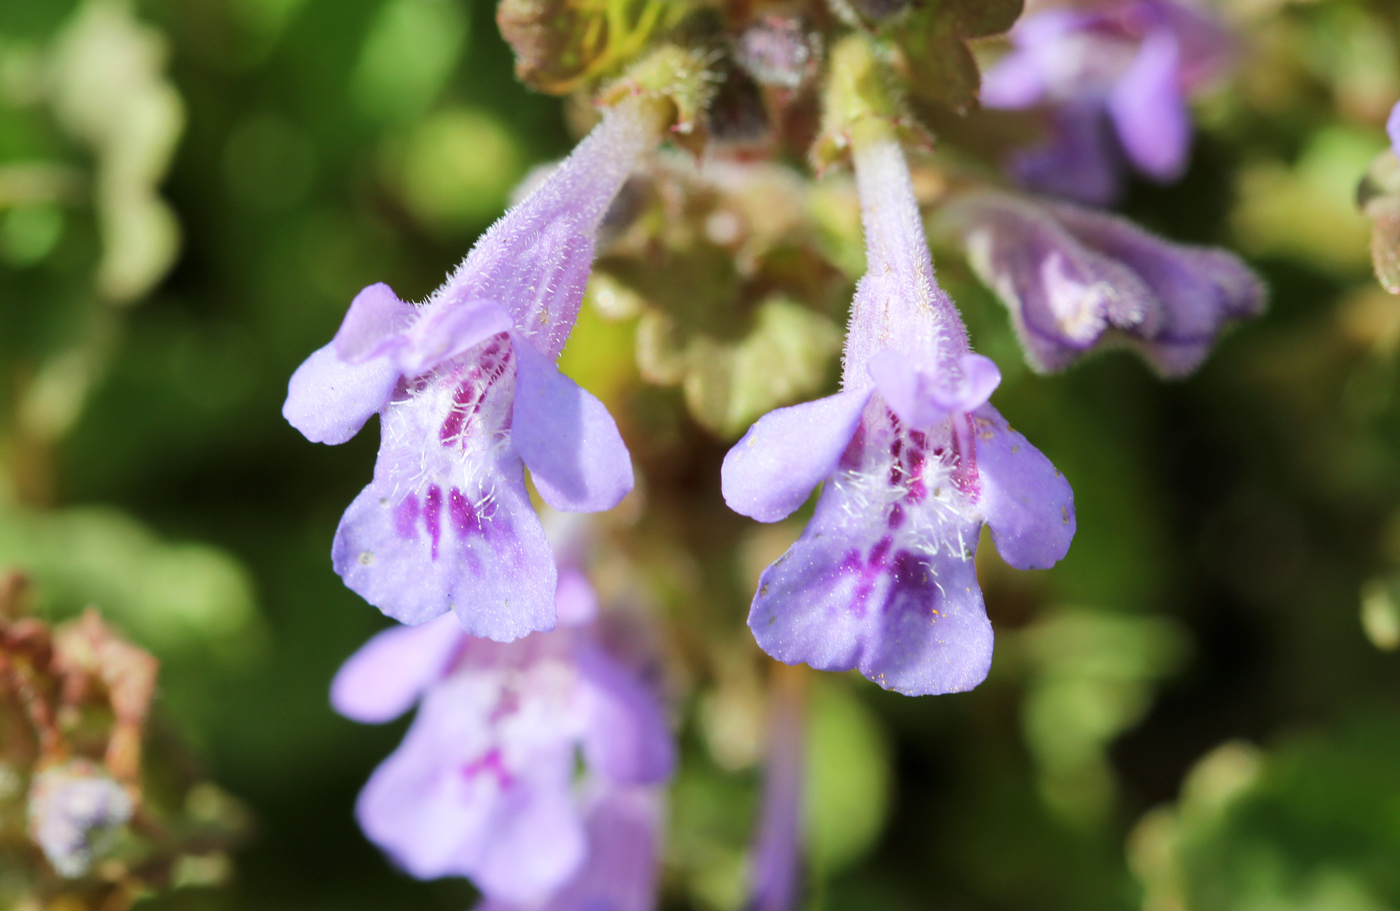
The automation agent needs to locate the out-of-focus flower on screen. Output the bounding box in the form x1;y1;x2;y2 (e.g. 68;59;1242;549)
1361;107;1400;296
285;96;671;642
2;590;248;904
722;117;1075;696
476;784;666;911
941;189;1265;376
27;761;134;879
1389;101;1400;159
332;569;673;903
734;15;818;90
746;668;806;911
982;0;1235;204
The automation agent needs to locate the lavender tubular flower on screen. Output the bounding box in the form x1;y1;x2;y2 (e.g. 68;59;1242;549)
942;189;1264;376
746;668;806;911
1390;101;1400;159
331;569;674;903
982;0;1234;203
723;118;1075;696
476;784;666;911
284;96;670;641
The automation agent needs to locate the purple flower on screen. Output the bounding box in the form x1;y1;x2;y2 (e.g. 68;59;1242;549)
722;130;1075;696
746;672;805;911
476;784;666;911
1389;101;1400;159
284;98;669;641
942;189;1264;376
332;568;674;903
982;0;1235;203
27;761;134;879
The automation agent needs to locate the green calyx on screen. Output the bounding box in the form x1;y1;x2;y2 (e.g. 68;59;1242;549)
498;0;692;95
812;34;928;172
598;44;716;138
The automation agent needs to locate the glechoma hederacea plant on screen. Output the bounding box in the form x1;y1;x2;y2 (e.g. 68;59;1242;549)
21;0;1400;906
276;3;1268;908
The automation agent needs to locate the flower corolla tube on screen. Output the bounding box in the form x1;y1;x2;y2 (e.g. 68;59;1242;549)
331;566;674;905
746;670;806;911
722;125;1075;696
284;97;669;642
981;0;1235;204
1389;101;1400;160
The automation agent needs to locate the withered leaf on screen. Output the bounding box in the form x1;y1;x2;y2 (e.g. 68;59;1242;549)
1362;152;1400;295
497;0;608;94
497;0;694;96
1367;194;1400;295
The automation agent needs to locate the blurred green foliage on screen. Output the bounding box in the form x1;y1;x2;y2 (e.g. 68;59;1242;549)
0;0;1398;909
1132;719;1400;911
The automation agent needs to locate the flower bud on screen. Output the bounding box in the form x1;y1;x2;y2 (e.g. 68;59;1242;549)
27;761;134;878
735;15;817;90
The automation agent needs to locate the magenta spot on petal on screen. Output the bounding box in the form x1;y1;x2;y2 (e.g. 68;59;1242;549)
906;447;927;503
424;485;444;559
488;688;520;724
951;414;980;498
439;402;464;443
395;494;420;539
462;748;514;788
892;550;929;589
843;536;895;617
448;487;484;539
838;422;867;470
884;550;938;618
888;503;906;529
439;372;481;445
438;344;515;448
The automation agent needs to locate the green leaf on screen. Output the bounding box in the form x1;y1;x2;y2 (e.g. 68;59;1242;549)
891;0;1024;112
804;678;892;873
48;0;185;304
1131;719;1400;911
1016;609;1189;824
682;297;840;437
351;0;468;123
943;0;1023;40
0;506;263;663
